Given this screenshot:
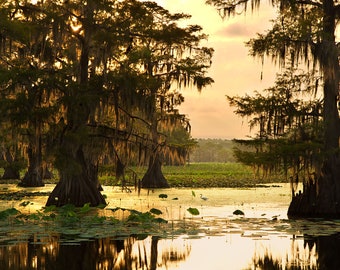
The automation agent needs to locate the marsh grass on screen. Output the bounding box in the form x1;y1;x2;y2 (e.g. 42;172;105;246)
0;163;286;188
163;162;256;187
101;162;286;188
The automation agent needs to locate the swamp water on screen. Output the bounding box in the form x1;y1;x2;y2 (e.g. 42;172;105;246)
0;184;339;269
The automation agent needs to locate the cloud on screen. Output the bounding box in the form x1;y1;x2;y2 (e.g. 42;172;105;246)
155;0;278;139
216;23;254;39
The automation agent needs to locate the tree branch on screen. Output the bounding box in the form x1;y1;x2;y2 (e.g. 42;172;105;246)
294;0;322;8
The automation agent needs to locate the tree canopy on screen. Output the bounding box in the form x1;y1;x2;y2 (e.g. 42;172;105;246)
207;0;340;217
0;0;213;206
229;67;323;179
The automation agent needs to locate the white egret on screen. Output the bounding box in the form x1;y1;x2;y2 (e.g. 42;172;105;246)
200;194;208;201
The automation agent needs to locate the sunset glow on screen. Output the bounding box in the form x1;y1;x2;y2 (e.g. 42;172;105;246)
155;0;278;139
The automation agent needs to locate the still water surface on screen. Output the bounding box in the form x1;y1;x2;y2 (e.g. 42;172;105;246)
0;183;339;269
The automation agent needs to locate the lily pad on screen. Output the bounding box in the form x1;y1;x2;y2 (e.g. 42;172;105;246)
149;208;162;215
187;207;200;216
159;194;168;199
233;209;245;216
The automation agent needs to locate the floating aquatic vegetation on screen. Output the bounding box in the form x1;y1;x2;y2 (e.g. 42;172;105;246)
233;209;245;216
187;207;200;216
159;194;168;199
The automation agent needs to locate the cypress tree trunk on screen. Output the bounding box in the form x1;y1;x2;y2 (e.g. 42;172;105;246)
46;145;106;207
46;0;105;207
2;166;20;180
19;144;44;187
1;148;21;180
46;174;105;207
288;0;340;218
141;153;169;188
19;121;44;187
42;163;54;179
141;114;170;188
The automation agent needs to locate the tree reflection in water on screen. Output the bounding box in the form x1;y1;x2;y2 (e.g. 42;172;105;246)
2;232;340;269
0;234;191;269
250;233;340;270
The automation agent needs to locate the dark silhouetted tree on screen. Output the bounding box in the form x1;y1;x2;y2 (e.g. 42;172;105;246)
207;0;340;217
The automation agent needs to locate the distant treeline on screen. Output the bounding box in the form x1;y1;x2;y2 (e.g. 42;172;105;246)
189;139;236;163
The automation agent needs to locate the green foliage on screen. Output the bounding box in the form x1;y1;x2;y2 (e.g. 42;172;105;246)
160;162;263;187
0;208;20;220
228;68;324;180
100;162;262;188
127;211;155;223
246;4;323;65
162;127;198;166
233;209;245;216
149;208;163;215
0;203;168;230
187;207;200;216
0;0;214;199
0;191;51;201
0;203;172;246
93;160;288;188
208;0;340;218
113;162;284;188
158;194;168;199
110;207;167;224
190;139;236;162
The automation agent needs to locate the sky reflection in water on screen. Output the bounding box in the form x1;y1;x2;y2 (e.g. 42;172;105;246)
1;183;339;269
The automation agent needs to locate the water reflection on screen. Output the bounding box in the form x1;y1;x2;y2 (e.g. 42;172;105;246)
0;232;331;270
0;222;340;269
0;234;191;270
1;184;340;269
250;233;340;270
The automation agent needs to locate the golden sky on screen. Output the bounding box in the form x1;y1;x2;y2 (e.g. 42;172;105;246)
156;0;279;139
